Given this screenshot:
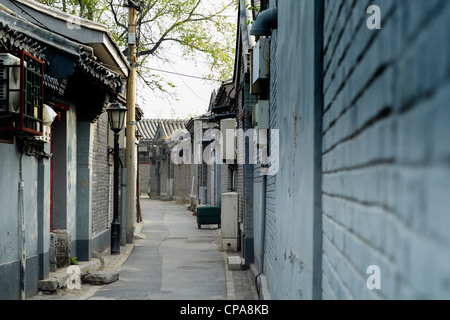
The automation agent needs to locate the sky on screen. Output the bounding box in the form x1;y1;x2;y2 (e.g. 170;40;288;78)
135;1;238;120
136;52;220;120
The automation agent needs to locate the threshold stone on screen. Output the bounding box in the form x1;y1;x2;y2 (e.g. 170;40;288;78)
82;271;119;285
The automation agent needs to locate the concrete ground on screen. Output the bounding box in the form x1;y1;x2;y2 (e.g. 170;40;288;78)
29;197;259;300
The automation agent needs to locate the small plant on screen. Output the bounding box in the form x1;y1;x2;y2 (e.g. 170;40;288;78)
70;256;78;265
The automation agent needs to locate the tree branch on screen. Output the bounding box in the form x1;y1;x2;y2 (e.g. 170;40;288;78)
108;0;127;30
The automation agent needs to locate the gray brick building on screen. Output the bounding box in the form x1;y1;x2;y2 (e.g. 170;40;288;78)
0;2;129;299
223;0;450;300
320;0;450;299
137;119;190;203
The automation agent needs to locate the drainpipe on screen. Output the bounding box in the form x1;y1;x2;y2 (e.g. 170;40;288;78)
19;153;26;300
250;7;278;36
239;0;256;55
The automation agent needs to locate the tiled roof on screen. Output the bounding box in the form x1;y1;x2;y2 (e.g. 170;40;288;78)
137;119;187;141
0;12;122;93
0;21;47;61
137;119;160;141
77;46;122;92
44;74;59;90
158;119;187;140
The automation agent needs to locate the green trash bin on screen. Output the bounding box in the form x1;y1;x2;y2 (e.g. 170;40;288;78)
196;197;221;229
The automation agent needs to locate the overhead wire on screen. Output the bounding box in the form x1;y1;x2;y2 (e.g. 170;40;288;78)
160;50;213;104
140;65;223;82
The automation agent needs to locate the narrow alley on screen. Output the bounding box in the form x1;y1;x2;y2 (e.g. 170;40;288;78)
29;197;258;301
1;0;449;303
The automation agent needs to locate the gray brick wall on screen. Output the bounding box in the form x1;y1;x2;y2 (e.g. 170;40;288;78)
273;0;323;299
148;160;159;197
243;78;255;235
91;112;111;236
139;163;150;195
159;158;169;196
207;163;213;204
242;84;257;253
220;163;230;193
264;22;278;290
236;61;245;223
322;0;450;299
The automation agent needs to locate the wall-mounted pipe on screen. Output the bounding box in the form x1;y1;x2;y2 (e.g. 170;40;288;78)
239;0;256;52
19;153;26;300
250;7;278;36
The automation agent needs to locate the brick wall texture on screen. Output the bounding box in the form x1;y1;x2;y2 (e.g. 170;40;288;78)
91;112;111;236
236;54;245;224
252;0;450;300
99;0;449;300
264;23;278;290
321;0;450;299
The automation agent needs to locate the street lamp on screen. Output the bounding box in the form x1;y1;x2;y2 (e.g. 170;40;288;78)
106;102;128;255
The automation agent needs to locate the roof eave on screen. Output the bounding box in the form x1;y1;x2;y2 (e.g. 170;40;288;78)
1;0;129;77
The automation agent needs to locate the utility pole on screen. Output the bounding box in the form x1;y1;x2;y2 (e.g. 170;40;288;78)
125;0;139;244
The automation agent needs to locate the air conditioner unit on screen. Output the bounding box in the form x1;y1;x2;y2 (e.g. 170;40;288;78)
0;50;43;136
250;38;270;94
221;192;239;251
220;118;236;163
0;53;22;113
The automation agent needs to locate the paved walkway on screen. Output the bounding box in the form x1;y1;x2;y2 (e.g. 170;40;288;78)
29;197;258;300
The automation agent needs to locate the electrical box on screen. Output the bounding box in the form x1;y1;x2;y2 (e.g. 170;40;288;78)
221;192;239;251
220;118;236;163
250;38;270;94
252;100;269;129
252;100;269;146
0;53;22;113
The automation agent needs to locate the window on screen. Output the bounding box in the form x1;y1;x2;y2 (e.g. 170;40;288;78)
139;145;151;163
139;150;150;164
0;50;44;136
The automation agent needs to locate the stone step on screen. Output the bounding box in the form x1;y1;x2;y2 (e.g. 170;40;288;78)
82;271;119;285
38;258;103;294
227;255;242;271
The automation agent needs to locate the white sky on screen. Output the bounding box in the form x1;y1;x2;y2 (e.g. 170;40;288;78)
136;1;237;120
136;52;219;120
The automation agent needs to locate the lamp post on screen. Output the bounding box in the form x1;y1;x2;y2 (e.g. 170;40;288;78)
106;102;128;255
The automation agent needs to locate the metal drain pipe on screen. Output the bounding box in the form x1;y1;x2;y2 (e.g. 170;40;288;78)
19;153;26;300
